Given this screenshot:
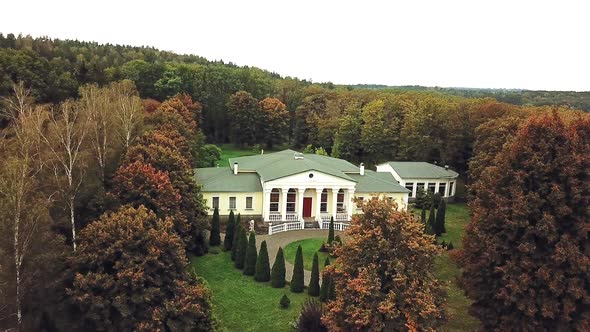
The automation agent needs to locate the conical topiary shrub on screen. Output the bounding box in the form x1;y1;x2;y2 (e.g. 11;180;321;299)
290;245;305;293
224;210;235;251
426;204;436;235
234;226;248;269
231;212;241;258
255;240;271;282
319;257;331;302
308;252;320;296
243;232;257;276
271;247;286;288
209;207;221;246
435;198;447;235
328;218;335;244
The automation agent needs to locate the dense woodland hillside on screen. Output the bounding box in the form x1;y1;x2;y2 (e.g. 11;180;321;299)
1;32;589;331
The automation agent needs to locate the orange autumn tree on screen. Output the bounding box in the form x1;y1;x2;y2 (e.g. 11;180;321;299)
259;97;289;148
322;199;446;331
461;112;590;331
63;205;215;331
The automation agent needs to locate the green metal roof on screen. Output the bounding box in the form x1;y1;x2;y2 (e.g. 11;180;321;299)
194;167;262;192
385;161;459;179
229;150;359;182
349;170;410;193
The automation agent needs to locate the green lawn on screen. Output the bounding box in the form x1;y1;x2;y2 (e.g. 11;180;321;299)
191;250;310;332
283;238;331;271
217;144;293;167
429;203;480;331
217;144;257;167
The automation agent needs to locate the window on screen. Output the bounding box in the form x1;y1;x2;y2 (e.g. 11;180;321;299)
439;183;447;197
416;182;425;193
321;189;328;212
287;189;296;212
246;196;253;209
212;197;219;209
270;189;279;212
449;182;454;196
405;182;414;197
337;189;345;212
229;197;236;210
356;196;364;208
427;183;436;193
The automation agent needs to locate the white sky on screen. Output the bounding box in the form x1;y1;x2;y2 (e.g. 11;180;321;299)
2;0;589;91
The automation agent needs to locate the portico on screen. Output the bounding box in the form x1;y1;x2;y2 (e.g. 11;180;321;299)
262;186;355;225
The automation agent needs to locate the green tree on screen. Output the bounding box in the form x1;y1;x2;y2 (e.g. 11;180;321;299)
271;247;286;288
328;218;335;244
290;245;305;293
434;199;446;235
209;207;221;246
198;144;222;167
224;210;235;251
332;104;363;162
308;253;320;296
243;232;257;276
319;258;331;302
234;226;248;269
254;240;271;282
426;204;436;235
228;91;260;146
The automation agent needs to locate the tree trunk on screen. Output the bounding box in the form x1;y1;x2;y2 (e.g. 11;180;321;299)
70;196;76;251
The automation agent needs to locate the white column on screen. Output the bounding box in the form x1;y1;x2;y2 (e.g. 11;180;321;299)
444;181;449;197
412;182;417;198
297;188;305;227
347;188;355;221
281;188;289;221
262;189;271;221
331;188;339;220
315;188;323;223
451;181;456;196
435;182;440;194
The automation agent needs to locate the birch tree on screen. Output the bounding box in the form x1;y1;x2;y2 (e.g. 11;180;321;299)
109;80;143;149
80;84;112;182
0;83;47;331
34;100;89;251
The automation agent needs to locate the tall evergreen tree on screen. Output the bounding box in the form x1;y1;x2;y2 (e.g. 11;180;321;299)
426;204;436;235
290;245;305;293
308;253;320;296
224;210;235;251
230;218;241;261
319;257;331;302
435;199;447;235
234;226;248;269
209;207;221;246
271;247;286;288
254;240;271;282
243;232;257;276
328;217;335;244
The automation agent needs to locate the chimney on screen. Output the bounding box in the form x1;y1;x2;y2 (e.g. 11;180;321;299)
444;165;449;170
360;163;365;176
233;162;238;175
261;149;264;155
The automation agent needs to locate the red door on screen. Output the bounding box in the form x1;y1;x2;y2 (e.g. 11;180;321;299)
303;197;312;218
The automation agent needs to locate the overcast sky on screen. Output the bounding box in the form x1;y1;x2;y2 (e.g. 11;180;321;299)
2;0;588;91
